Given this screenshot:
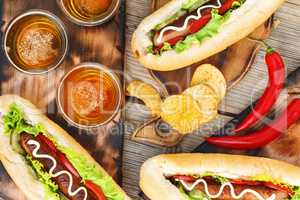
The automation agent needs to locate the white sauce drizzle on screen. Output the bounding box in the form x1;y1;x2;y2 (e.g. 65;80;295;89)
179;179;277;200
28;140;88;200
157;0;222;44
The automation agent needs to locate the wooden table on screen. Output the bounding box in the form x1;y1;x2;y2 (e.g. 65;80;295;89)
123;0;300;199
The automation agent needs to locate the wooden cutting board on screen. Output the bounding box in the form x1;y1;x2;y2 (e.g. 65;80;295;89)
0;1;126;199
131;0;274;147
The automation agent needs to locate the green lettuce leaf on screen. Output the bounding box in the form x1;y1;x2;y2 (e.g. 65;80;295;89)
160;42;172;53
188;190;210;200
179;185;210;200
230;0;246;10
182;0;210;12
146;45;154;54
213;176;229;184
3;104;44;136
292;187;300;200
27;156;60;200
59;147;124;200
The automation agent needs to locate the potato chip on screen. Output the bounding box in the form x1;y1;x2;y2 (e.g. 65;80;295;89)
127;80;162;116
191;64;227;99
161;95;203;134
184;84;219;123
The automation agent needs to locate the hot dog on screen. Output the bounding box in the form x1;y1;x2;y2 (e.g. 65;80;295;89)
0;95;131;200
140;154;300;200
132;0;286;71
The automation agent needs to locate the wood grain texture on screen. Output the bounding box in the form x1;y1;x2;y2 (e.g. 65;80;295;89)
0;0;125;199
124;0;300;199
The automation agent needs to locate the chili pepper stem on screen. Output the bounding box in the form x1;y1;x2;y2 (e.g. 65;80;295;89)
266;46;275;54
247;37;273;52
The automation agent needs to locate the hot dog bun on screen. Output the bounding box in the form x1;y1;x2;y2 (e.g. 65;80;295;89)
132;0;285;71
140;153;300;200
0;95;131;200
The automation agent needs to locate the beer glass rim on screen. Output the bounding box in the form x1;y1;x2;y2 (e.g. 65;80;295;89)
3;9;69;75
57;0;121;26
56;62;123;129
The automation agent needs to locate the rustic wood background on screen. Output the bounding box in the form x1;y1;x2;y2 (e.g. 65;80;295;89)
123;0;300;199
0;0;126;199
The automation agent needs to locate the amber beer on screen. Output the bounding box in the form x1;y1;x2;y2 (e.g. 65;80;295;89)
58;0;120;26
4;10;68;74
57;63;122;128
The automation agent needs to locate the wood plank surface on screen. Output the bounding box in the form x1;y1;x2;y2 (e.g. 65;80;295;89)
123;0;300;199
0;0;126;199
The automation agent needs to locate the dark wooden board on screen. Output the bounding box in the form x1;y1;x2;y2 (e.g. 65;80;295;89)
131;0;274;147
0;0;126;199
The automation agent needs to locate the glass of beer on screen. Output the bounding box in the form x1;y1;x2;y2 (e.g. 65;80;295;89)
57;0;120;26
57;62;122;128
3;10;68;75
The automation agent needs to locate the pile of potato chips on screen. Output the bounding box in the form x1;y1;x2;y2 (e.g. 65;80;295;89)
127;64;227;134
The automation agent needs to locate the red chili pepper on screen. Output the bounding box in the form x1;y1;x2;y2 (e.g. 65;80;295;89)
85;180;107;200
234;48;285;133
206;98;300;149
